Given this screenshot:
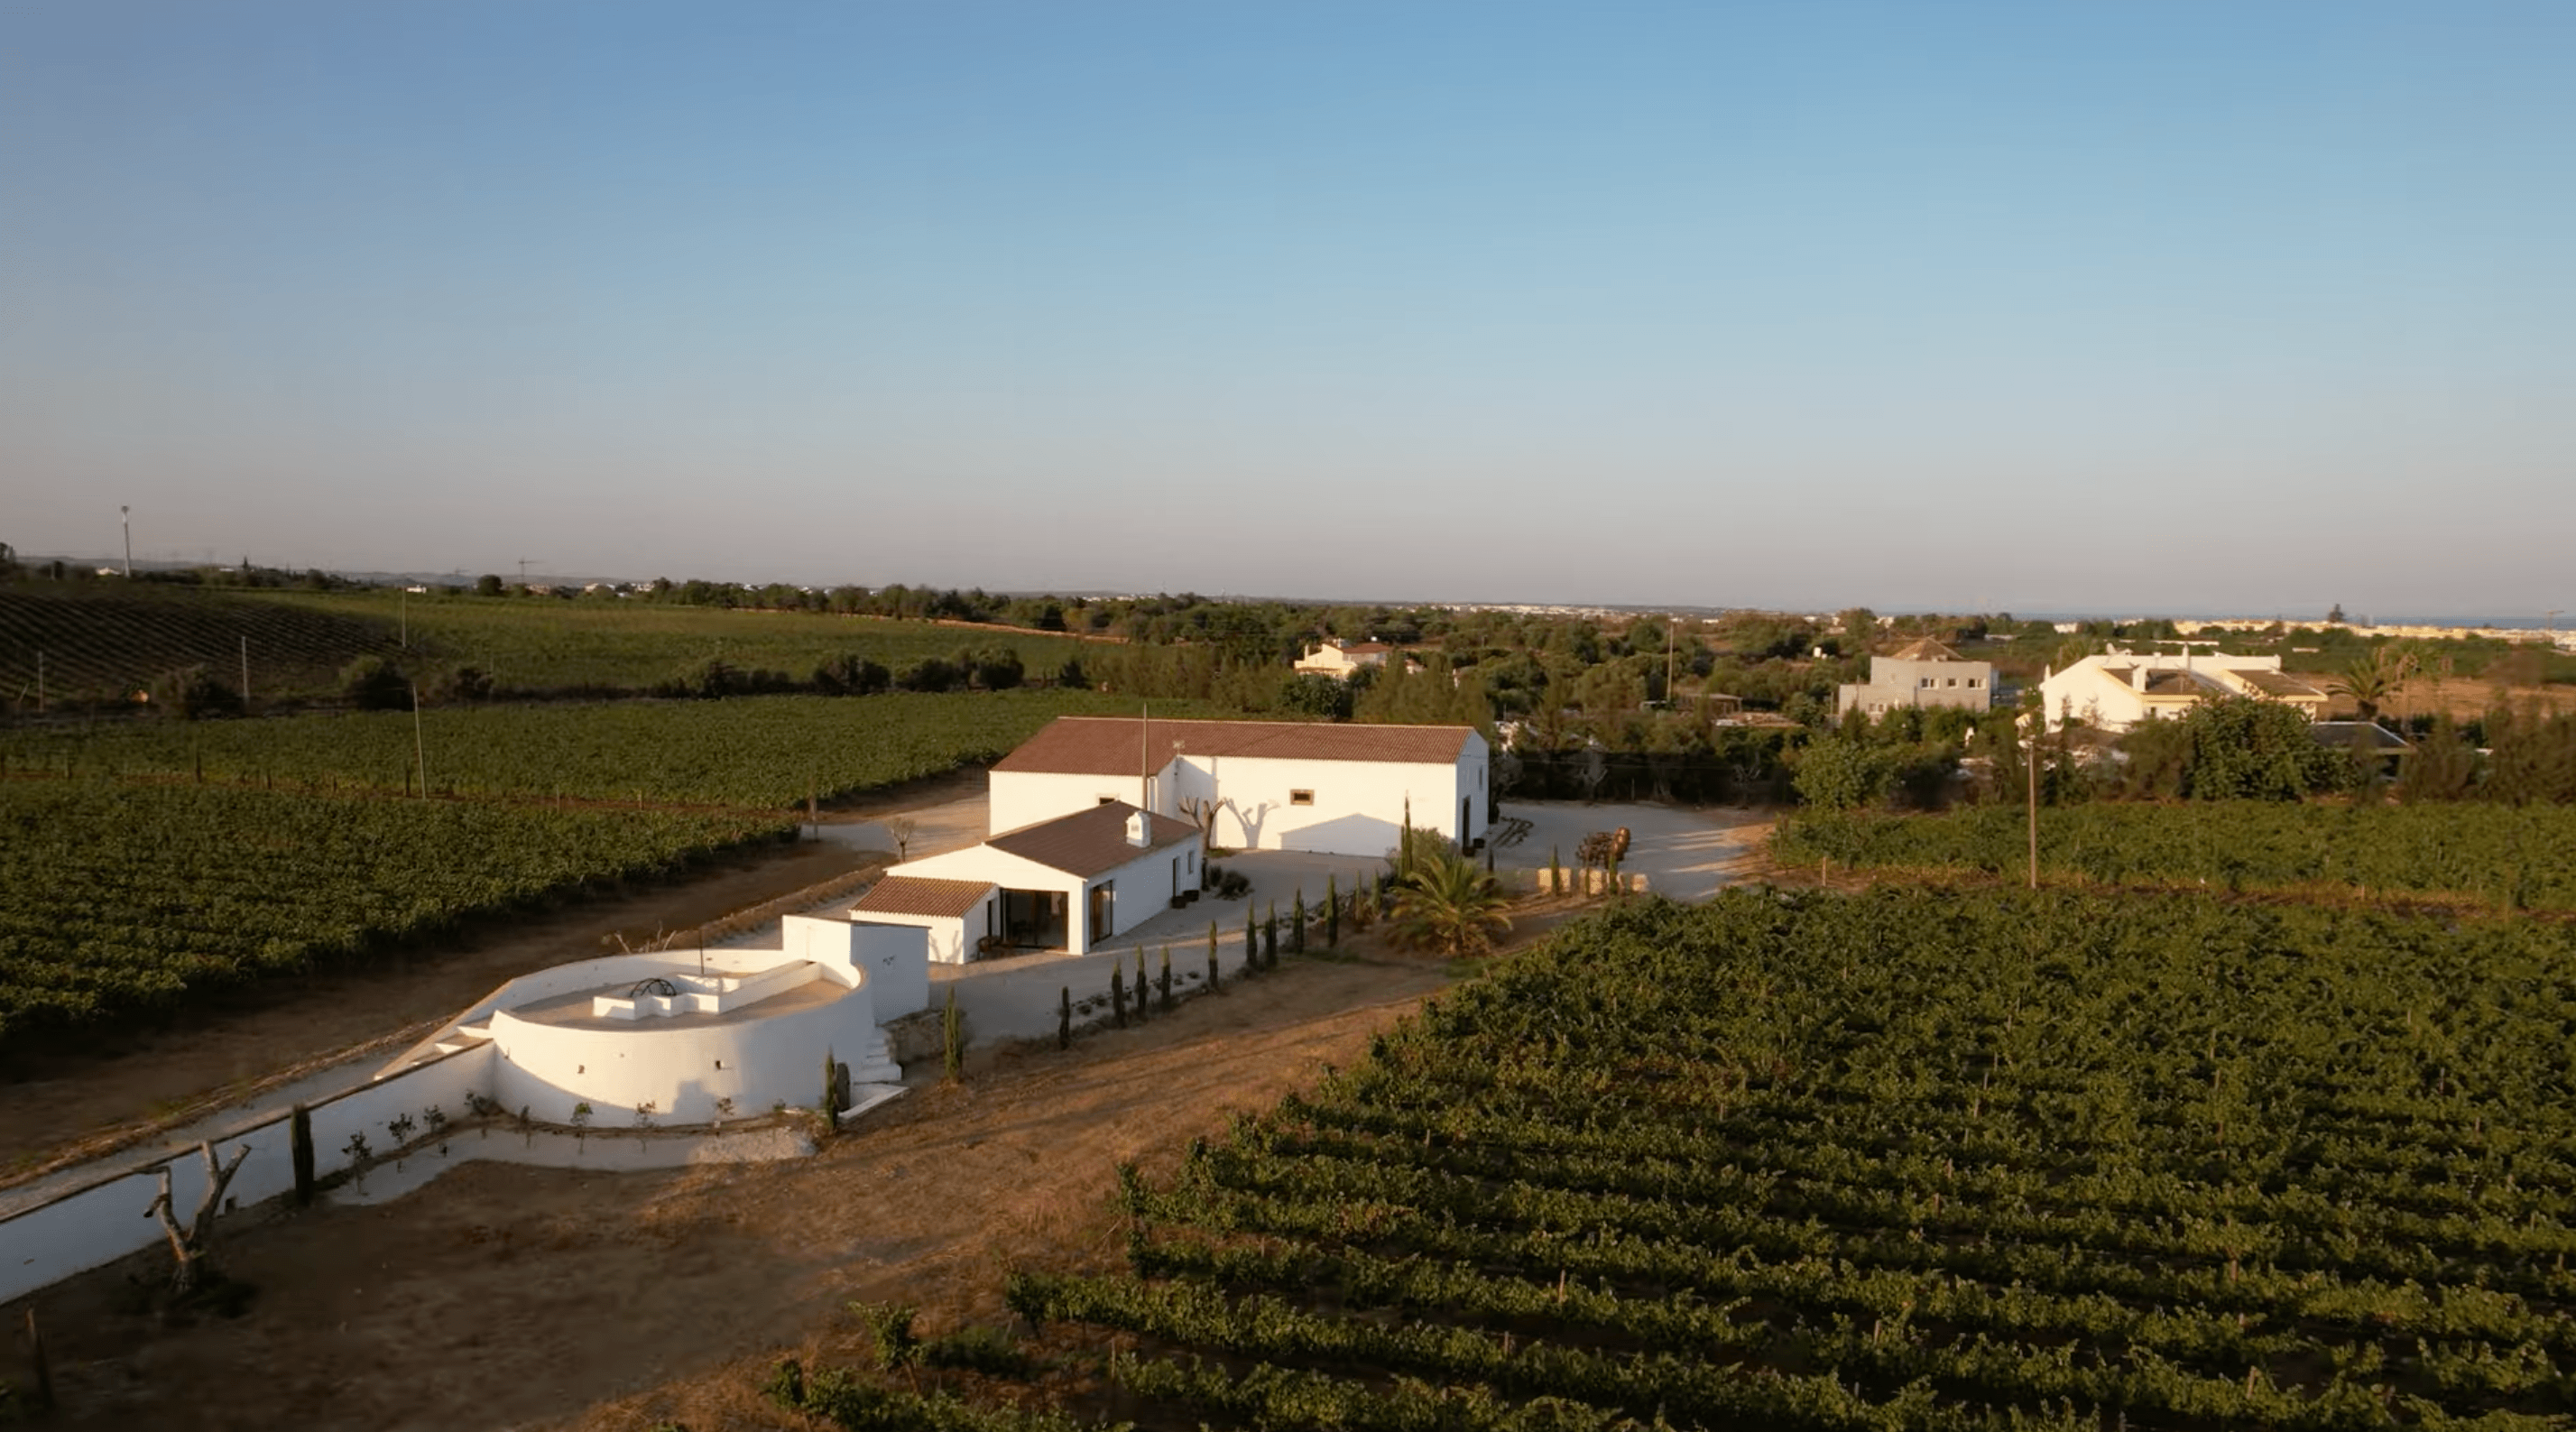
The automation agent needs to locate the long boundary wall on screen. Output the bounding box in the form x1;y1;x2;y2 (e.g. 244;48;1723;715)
0;1042;493;1307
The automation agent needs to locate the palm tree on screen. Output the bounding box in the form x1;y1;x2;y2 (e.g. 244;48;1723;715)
2333;648;2414;723
1385;853;1513;958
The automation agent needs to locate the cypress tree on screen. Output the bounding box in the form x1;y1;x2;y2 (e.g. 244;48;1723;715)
1291;887;1306;954
1059;986;1072;1049
1136;948;1150;1021
942;986;964;1082
1112;968;1127;1028
1159;947;1174;1012
1263;901;1279;967
1325;874;1340;947
1245;907;1258;971
1207;920;1222;992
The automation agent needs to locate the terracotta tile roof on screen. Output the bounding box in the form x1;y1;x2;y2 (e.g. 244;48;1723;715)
853;875;994;919
985;801;1200;878
993;716;1475;777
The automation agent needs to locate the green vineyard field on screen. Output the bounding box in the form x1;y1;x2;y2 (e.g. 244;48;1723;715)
0;584;399;706
0;780;790;1042
778;890;2576;1431
0;689;1216;808
0;581;1101;708
255;590;1098;694
1773;803;2576;910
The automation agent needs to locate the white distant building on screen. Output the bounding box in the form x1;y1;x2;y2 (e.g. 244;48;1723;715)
1293;641;1396;679
1836;638;1996;718
2036;649;2327;734
989;716;1489;858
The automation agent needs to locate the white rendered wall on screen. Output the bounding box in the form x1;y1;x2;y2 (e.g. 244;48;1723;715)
845;921;930;1018
0;1042;495;1307
850;899;991;965
988;768;1162;836
487;989;873;1126
1187;746;1486;857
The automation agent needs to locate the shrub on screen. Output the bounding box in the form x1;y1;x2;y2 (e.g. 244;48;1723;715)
812;653;891;696
153;666;243;720
894;657;960;693
339;655;412;711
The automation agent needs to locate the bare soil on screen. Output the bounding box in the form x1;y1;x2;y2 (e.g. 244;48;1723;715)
14;947;1454;1432
0;838;877;1174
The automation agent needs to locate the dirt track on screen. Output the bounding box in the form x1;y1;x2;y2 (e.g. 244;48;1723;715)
17;947;1453;1431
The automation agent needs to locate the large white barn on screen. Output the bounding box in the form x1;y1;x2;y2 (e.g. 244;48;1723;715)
988;716;1490;857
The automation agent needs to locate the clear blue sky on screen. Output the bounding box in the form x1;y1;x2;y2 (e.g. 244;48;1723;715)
5;2;2570;617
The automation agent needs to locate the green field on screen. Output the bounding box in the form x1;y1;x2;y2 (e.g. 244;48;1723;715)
0;581;1103;708
1774;803;2576;910
0;583;399;707
780;889;2576;1430
1;689;1217;808
0;780;791;1043
254;589;1097;695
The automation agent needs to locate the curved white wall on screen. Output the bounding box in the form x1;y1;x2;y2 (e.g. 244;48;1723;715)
487;985;873;1126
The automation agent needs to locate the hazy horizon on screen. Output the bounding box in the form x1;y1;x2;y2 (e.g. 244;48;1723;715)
6;3;2570;616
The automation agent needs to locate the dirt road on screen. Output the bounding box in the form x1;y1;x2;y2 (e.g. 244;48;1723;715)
20;948;1453;1432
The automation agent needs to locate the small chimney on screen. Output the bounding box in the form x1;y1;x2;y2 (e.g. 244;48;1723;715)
1124;810;1149;847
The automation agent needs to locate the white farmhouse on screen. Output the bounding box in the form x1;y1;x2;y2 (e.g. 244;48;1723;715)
988;716;1490;858
870;802;1202;958
2036;649;2327;734
1835;638;1997;718
1292;641;1395;679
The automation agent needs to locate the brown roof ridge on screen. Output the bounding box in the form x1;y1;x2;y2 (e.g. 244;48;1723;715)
983;800;1200;877
853;874;996;919
993;716;1475;776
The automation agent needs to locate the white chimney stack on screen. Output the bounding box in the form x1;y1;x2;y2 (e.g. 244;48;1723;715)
1124;810;1150;847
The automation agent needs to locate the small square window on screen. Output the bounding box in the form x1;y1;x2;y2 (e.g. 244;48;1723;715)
1289;790;1315;806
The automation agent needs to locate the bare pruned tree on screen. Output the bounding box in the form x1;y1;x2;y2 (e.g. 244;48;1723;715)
882;816;917;860
148;1141;252;1294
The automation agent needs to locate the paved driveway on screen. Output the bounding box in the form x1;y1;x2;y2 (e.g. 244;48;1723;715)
1490;800;1767;902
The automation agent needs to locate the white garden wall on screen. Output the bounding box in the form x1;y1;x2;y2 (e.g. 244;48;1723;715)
0;1041;494;1307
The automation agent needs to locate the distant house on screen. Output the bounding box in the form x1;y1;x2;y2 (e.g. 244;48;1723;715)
990;716;1489;858
2036;649;2327;733
1836;639;1997;718
1293;641;1394;679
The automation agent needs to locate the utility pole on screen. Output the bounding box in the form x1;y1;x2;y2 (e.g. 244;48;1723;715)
1666;616;1676;707
121;505;132;577
2026;714;2039;892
